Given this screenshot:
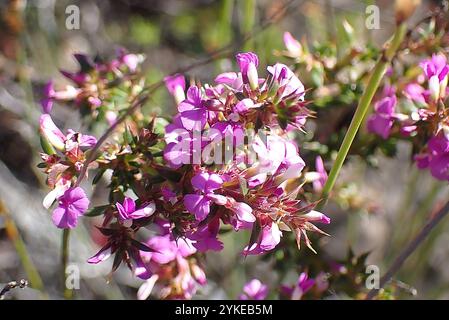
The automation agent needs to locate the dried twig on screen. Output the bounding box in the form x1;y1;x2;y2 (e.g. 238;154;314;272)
0;279;28;300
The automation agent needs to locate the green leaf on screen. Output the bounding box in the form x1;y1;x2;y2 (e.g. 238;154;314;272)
40;135;56;155
85;205;110;217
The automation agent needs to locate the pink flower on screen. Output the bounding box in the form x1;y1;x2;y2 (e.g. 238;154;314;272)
420;54;449;82
239;279;269;300
116;197;156;225
41;81;55;113
403;83;428;105
283;32;302;57
243;221;282;255
281;272;315;300
52;187;89;229
215;72;243;90
39;114;66;151
184;172;226;221
267;63;305;100
313;156;327;192
416;133;449;181
39;114;97;152
178;86;207;131
236;52;259;84
367;95;397;139
420;54;449;101
164;74;186;105
188;217;223;252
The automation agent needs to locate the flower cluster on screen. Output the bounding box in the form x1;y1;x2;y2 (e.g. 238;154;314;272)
39;113;96;228
163;52;330;255
367;53;449;181
237;271;329;300
41;50;144;124
38;51;330;299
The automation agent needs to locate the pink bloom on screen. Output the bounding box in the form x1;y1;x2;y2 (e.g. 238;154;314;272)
178;86;207;131
164;74;186;104
283;32;302;56
403;83;428;105
41;81;55;113
39;114;97;152
267;63;305;100
243;222;282;255
312;156;328;192
239;279;269;300
52;187;89;229
367;95;397;139
415;133;449;181
215;72;243;90
236;52;259;84
116;197;155;224
184;172;226;221
420;54;449;82
281;272;315;300
188;217;223;252
39;114;66;151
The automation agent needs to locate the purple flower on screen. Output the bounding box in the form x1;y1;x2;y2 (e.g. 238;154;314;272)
420;54;449;101
312;156;328;192
367;95;397;139
239;279;269;300
52;187;89;229
184;172;226;221
420;54;449;82
39;114;66;151
236;52;259;83
281;272;315;300
403;83;428;105
188;217;224;252
267;63;304;100
60;70;88;85
116;197;156;225
243;222;282;255
41;81;55;113
178;86;207;131
415;133;449;181
164;74;186;104
215;72;243;90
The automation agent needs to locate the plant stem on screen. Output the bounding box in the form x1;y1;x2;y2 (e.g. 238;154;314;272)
241;0;256;51
317;23;407;210
366;199;449;300
62;229;73;299
0;200;47;299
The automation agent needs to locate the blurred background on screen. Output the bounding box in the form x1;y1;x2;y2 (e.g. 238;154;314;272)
1;0;449;299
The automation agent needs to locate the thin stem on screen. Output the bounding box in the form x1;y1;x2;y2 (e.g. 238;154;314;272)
62;229;73;299
366;199;449;300
317;23;407;210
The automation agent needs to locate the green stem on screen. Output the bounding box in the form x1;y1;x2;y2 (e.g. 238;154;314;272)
317;23;407;210
62;229;73;299
241;0;256;51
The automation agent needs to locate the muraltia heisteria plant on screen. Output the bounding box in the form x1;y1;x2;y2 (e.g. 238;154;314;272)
36;0;449;300
39;49;331;300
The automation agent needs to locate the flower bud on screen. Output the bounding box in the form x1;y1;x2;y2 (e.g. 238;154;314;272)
429;75;441;102
283;32;302;57
39;114;66;151
247;62;259;91
395;0;421;24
